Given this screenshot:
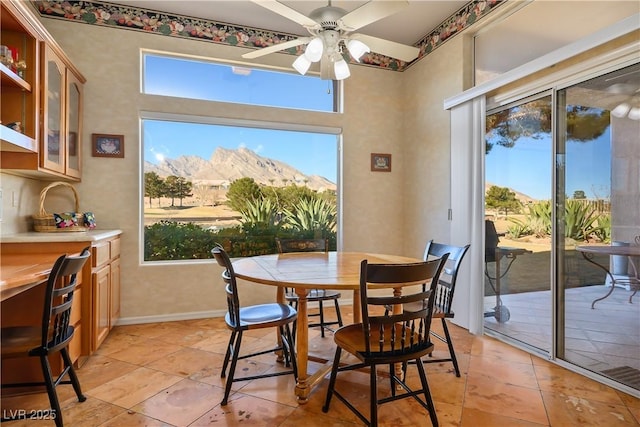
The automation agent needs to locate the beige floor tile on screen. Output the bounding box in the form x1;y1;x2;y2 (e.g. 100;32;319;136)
467;353;539;389
130;378;223;425
534;363;625;405
464;374;548;424
191;393;296;426
460;407;548;426
87;366;183;408
542;389;639;426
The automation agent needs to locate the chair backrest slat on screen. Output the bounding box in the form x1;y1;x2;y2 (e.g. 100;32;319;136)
276;238;328;253
423;240;470;315
212;245;242;329
359;256;448;358
42;247;90;352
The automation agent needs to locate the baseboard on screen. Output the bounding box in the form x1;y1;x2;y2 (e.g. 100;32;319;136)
116;309;227;326
115;299;355;326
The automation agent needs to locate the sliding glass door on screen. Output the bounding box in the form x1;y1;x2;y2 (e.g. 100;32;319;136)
484;95;553;354
484;63;640;391
556;64;640;390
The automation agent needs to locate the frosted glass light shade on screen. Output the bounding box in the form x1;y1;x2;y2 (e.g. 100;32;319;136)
334;59;350;80
292;55;311;75
346;39;370;62
611;103;631;118
304;37;324;62
627;107;640;120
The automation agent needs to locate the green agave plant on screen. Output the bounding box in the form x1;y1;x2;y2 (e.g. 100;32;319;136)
239;197;279;227
283;197;337;233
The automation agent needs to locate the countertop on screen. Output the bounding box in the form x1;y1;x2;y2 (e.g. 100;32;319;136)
1;229;122;243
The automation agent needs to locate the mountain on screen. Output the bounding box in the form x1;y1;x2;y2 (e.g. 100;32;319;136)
144;147;336;192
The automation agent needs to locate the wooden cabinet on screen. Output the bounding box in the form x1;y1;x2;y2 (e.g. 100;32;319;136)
0;1;38;153
0;232;122;369
0;0;85;181
90;236;121;351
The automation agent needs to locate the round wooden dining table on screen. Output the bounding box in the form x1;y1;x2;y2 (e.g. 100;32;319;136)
231;251;422;403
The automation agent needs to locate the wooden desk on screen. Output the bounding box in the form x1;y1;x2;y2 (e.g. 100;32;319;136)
0;253;60;301
576;245;640;308
232;251;422;403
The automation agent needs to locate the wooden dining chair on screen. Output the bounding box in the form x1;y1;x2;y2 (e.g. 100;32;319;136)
275;237;343;338
1;247;91;427
211;245;298;405
405;241;470;377
322;255;448;427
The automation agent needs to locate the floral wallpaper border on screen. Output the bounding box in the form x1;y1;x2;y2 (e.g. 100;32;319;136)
34;0;505;73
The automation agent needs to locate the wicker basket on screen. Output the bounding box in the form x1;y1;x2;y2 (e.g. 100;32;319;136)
33;182;88;232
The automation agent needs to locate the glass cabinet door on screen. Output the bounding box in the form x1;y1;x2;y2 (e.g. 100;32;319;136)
66;70;82;178
41;45;65;174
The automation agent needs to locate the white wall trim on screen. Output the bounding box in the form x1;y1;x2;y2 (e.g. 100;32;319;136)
444;13;640;111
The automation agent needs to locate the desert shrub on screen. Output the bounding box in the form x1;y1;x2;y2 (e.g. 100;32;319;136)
144;220;218;260
565;199;600;241
282;197;337;234
506;217;532;239
592;213;611;243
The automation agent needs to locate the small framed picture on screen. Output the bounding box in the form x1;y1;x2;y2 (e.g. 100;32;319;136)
92;134;124;158
371;153;391;172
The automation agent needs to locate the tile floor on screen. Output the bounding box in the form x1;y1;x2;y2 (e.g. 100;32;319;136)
2;306;640;426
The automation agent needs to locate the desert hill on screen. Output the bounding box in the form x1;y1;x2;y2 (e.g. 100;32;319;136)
144;147;335;192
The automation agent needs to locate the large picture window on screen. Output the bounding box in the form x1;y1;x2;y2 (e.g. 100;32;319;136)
141;53;340;263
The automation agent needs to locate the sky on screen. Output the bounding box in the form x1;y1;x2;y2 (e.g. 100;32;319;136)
144;120;338;181
144;53;614;197
486;127;612;200
143;54;338;182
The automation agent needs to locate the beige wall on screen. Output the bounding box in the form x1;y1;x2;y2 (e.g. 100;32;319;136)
0;14;457;322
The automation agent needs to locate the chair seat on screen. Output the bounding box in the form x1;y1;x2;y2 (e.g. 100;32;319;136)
225;303;297;330
285;289;341;302
1;326;41;358
334;323;435;362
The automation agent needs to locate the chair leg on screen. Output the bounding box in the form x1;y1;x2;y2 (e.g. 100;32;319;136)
322;347;342;412
39;355;63;427
416;358;438;427
318;300;326;337
370;364;378;427
441;319;460;377
221;331;242;405
389;363;396;397
284;325;298;379
334;299;343;327
221;330;236;378
60;347;86;402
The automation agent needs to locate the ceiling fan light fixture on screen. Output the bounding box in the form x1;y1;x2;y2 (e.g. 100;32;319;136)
611;102;631;118
334;58;350;80
346;39;370;62
304;37;324;62
292;55;312;75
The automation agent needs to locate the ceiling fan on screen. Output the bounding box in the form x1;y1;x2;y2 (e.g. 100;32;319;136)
242;0;420;80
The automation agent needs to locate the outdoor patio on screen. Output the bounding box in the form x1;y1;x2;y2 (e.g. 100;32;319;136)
484;283;640;390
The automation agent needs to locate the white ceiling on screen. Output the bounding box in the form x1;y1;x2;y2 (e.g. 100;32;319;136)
106;1;468;46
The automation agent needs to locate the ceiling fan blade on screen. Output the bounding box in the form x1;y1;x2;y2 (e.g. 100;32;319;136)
251;0;320;30
339;0;409;31
350;33;419;62
242;37;311;59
